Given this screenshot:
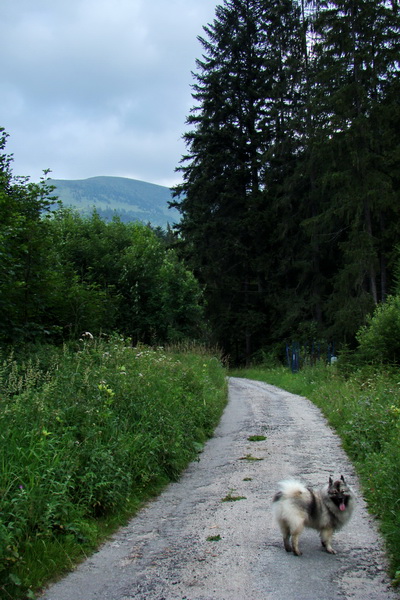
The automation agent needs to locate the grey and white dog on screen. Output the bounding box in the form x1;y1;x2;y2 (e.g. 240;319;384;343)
272;476;355;555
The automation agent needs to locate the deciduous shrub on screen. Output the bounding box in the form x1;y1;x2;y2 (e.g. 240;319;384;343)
356;295;400;365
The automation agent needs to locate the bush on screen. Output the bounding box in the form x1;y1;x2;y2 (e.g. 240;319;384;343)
356;295;400;365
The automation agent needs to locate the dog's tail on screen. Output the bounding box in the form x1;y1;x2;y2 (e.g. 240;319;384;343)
273;479;308;502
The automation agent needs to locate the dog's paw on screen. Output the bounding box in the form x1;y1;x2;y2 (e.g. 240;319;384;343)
321;540;336;554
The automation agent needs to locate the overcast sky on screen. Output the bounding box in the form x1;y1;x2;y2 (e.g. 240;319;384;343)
0;0;218;187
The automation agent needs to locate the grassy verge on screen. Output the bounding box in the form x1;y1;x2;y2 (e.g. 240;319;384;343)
0;337;227;599
230;363;400;585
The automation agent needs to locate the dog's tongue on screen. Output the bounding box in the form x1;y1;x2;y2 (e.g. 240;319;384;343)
339;501;346;511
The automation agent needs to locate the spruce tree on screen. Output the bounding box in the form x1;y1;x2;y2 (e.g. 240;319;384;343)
174;0;260;362
173;0;304;362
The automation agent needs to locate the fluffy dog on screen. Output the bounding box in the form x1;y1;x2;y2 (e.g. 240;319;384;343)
272;476;355;555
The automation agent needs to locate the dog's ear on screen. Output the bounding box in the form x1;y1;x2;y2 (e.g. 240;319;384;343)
341;475;346;484
329;476;333;486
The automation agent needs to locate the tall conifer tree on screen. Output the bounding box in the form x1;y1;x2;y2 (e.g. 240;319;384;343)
173;0;303;362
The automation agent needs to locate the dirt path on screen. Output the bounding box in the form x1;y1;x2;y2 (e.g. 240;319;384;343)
40;378;398;600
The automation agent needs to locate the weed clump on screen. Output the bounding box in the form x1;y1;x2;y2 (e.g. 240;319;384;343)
239;454;263;461
221;491;247;502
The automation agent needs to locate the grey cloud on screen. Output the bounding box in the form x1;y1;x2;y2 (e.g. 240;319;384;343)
0;0;217;185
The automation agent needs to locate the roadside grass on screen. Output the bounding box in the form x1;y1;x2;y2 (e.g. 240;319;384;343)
230;363;400;585
0;337;227;599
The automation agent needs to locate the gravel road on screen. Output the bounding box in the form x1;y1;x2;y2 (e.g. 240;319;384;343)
40;377;398;600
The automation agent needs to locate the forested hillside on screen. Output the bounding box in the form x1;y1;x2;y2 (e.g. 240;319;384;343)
172;0;400;364
49;176;180;229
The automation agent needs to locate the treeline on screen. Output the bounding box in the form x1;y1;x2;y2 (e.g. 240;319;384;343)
0;129;204;347
172;0;400;363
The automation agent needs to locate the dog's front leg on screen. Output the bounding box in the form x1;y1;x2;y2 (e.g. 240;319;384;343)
320;529;336;554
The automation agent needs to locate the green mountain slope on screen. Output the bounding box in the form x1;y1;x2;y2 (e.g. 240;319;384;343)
49;176;180;228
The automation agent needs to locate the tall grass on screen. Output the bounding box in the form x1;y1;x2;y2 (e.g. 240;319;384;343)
0;336;227;599
230;363;400;584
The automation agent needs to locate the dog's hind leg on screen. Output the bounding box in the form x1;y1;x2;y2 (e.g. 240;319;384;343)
277;520;293;552
290;524;304;556
283;525;292;553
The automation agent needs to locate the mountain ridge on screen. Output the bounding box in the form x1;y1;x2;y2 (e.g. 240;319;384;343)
49;175;180;229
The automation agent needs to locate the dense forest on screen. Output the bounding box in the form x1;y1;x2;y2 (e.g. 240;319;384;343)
172;0;400;363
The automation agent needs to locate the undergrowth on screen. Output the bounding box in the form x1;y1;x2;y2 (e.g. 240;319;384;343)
230;363;400;585
0;336;227;599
